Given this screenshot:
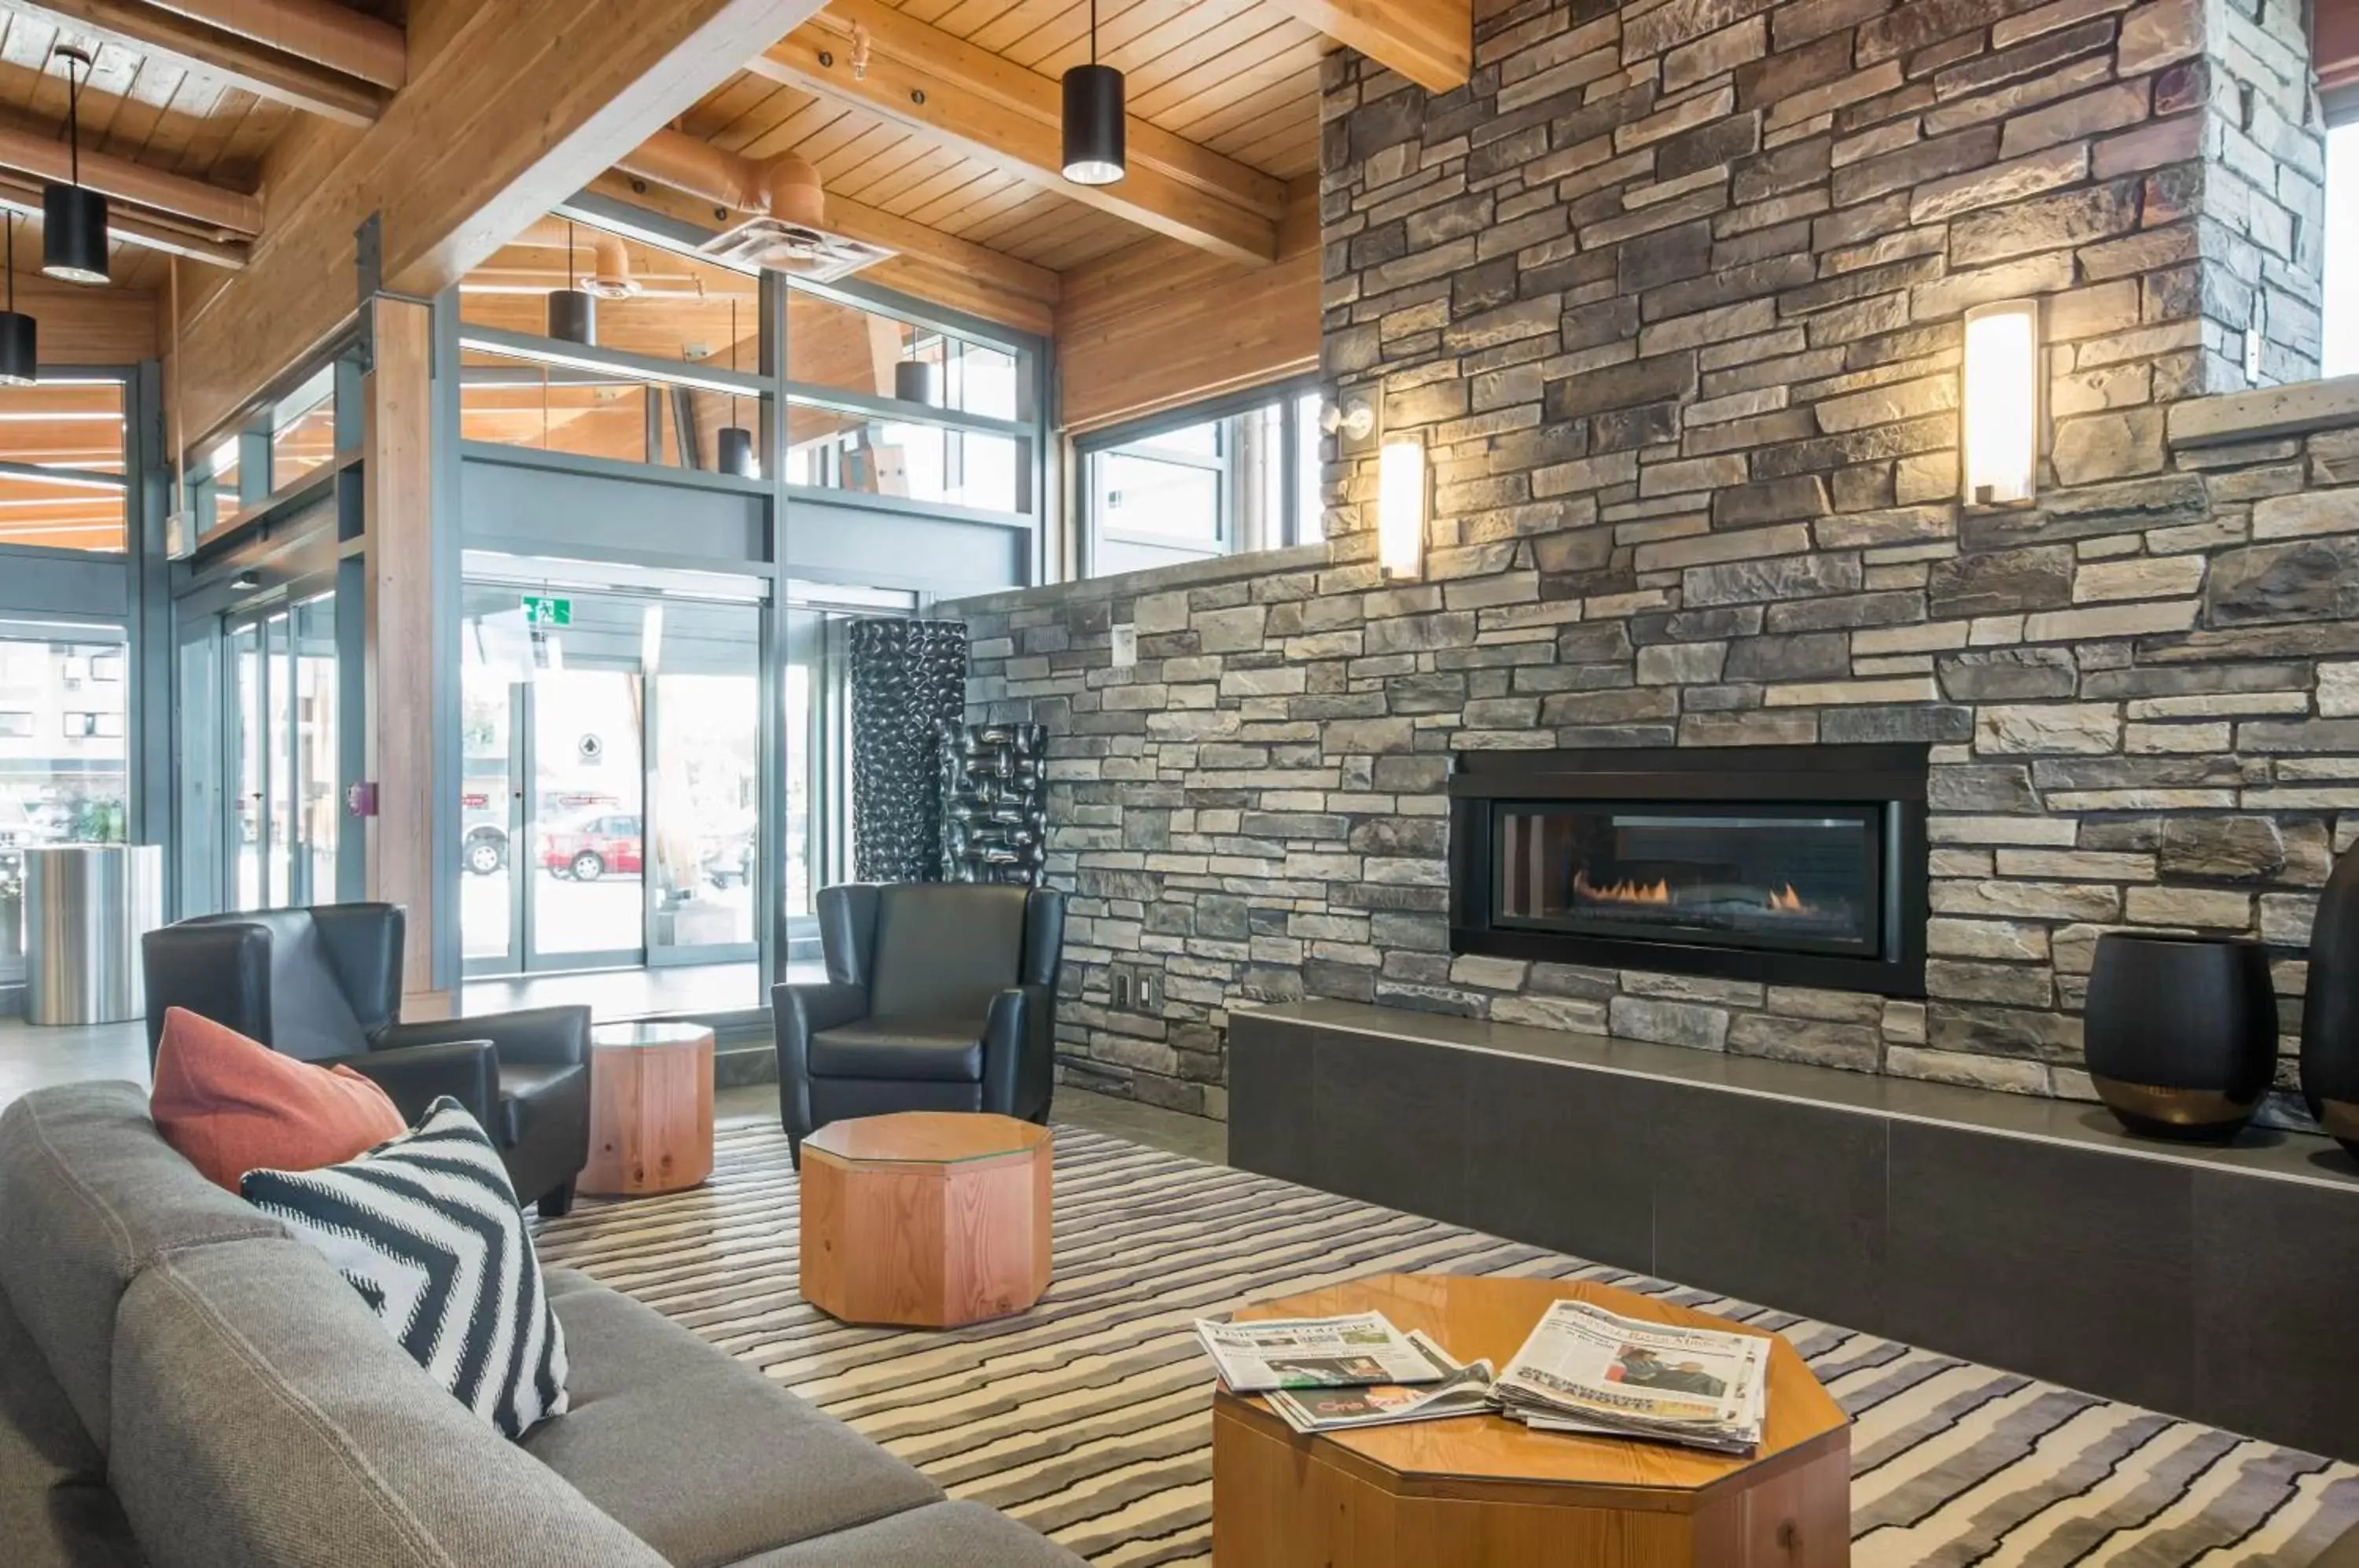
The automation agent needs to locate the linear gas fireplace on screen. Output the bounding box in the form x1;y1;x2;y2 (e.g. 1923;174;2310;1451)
1449;745;1927;996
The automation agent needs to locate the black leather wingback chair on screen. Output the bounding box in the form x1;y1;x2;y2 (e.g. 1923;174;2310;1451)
773;883;1064;1165
142;903;593;1216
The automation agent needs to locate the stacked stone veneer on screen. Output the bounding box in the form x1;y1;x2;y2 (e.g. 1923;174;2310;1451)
951;0;2353;1121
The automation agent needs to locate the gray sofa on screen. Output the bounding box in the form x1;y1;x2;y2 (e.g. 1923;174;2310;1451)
0;1081;1083;1568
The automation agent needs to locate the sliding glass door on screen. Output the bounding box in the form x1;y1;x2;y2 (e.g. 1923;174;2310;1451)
215;591;341;913
462;580;760;976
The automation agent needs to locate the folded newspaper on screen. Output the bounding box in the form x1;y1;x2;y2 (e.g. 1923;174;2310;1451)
1194;1312;1447;1393
1262;1331;1496;1434
1489;1299;1769;1456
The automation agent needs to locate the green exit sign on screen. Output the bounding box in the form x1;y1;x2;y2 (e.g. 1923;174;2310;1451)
521;594;572;628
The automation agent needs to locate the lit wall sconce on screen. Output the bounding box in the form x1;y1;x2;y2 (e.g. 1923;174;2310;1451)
1378;436;1427;580
1961;299;2040;506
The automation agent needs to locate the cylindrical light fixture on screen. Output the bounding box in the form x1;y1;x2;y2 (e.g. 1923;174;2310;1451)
717;425;757;477
1377;435;1427;580
1062;2;1126;185
717;297;756;477
42;48;108;286
547;219;596;344
0;214;39;386
894;359;940;406
1961;299;2039;506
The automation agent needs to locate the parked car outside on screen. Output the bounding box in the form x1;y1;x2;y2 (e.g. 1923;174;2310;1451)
539;813;642;881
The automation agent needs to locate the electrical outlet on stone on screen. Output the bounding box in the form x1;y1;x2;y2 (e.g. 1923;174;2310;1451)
1110;622;1138;668
1108;970;1132;1010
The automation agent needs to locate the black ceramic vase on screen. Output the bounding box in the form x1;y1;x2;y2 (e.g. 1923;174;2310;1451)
2084;933;2276;1142
2301;842;2359;1157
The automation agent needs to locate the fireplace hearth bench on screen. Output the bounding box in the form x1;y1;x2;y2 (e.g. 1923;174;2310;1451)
1232;999;2359;1466
0;1082;1084;1568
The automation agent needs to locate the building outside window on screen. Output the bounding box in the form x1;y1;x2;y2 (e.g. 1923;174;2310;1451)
1080;382;1325;579
2327;116;2358;378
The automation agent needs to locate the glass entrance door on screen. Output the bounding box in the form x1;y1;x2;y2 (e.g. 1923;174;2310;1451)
222;591;341;912
462;583;759;977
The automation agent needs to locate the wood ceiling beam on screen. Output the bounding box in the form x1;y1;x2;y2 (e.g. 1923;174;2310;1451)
7;0;388;126
0;172;248;267
143;0;406;88
1268;0;1471;94
748;23;1279;266
810;0;1286;220
176;0;827;440
0;120;260;233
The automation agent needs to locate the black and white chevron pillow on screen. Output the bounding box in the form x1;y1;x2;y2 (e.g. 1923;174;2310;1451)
241;1095;569;1438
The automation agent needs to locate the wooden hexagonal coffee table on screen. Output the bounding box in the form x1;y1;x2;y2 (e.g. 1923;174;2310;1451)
798;1112;1053;1328
1211;1274;1851;1568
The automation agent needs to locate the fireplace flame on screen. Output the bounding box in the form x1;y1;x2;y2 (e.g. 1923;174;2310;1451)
1573;870;1673;905
1768;884;1807;912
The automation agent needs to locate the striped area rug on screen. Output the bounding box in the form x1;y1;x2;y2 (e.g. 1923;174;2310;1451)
533;1118;2359;1566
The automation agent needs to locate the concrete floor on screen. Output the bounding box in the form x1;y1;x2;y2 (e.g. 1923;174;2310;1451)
0;1013;1228;1168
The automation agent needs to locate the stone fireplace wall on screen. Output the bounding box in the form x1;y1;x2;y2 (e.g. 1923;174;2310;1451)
950;0;2352;1121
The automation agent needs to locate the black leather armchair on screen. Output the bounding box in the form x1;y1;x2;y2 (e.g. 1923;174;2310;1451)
142;903;592;1216
773;883;1064;1165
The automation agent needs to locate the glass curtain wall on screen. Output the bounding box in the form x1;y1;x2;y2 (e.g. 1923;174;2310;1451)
0;624;130;984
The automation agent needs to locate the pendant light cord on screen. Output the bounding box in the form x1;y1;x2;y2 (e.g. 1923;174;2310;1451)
565;219;576;290
6;213;15;313
63;52;81;186
1090;0;1099;64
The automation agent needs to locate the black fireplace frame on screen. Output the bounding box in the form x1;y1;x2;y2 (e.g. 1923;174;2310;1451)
1448;745;1929;998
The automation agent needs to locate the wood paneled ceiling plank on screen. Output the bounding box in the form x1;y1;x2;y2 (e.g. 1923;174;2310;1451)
1264;0;1470;92
751;18;1277;263
3;0;389;124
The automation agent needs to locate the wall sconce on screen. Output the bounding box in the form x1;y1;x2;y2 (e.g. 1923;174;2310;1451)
1961;299;2039;506
1378;436;1427;580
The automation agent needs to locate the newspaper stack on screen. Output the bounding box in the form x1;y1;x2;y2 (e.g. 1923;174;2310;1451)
1192;1312;1448;1393
1489;1299;1770;1456
1262;1332;1496;1434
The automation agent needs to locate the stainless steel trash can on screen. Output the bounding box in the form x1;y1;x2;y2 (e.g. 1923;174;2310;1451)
26;845;163;1025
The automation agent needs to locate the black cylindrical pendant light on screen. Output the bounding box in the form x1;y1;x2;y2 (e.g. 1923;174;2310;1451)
894;359;940;406
0;214;39;386
1061;2;1125;185
717;425;756;477
42;48;108;286
718;297;756;477
547;219;595;344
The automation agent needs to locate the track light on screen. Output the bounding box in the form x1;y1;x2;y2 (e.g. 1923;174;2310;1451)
1061;2;1125;185
42;47;108;285
0;214;39;386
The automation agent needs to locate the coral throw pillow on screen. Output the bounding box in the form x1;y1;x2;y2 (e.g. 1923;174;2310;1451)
152;1006;407;1191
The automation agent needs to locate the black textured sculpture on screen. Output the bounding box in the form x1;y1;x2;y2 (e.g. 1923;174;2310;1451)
847;618;967;885
940;722;1047;886
2084;933;2276;1142
2302;841;2359;1156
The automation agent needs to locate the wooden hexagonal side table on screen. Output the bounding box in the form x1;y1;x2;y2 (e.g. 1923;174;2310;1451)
1211;1274;1852;1568
798;1112;1053;1328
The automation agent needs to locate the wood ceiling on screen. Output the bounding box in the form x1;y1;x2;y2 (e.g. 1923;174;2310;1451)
681;0;1327;274
0;0;1470;435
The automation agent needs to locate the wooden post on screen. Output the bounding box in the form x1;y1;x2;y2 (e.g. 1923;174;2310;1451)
359;296;445;1016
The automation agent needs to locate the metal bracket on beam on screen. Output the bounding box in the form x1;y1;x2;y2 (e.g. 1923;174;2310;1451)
353;212;438;376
